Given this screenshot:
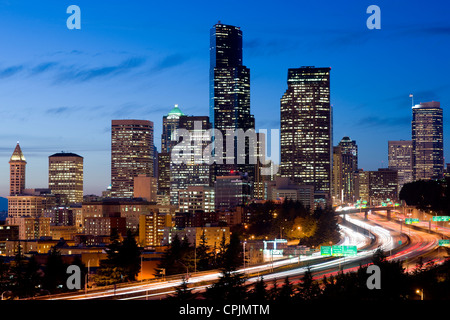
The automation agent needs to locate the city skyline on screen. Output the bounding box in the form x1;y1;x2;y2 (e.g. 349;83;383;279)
1;0;450;197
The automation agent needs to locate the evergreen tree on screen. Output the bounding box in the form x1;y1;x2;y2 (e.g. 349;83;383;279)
277;277;295;301
42;247;67;293
167;278;196;301
203;270;247;301
247;276;268;302
297;267;321;300
23;255;42;297
196;229;212;271
222;232;242;272
118;230;141;281
268;278;279;301
158;234;188;275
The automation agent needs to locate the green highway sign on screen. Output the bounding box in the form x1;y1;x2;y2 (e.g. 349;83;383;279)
405;218;419;224
439;240;450;247
321;245;358;256
332;245;343;256
433;216;450;222
343;245;357;256
321;246;332;256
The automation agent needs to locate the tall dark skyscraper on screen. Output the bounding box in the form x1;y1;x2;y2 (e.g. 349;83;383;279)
412;101;444;180
209;23;255;181
111;120;154;198
280;66;332;198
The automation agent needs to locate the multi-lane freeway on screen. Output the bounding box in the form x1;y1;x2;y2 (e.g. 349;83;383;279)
30;207;445;301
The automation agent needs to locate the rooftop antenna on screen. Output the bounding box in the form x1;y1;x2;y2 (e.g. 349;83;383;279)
409;93;414;107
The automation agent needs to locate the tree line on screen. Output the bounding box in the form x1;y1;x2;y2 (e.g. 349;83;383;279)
400;178;450;214
0;245;85;299
0;229;141;299
246;200;340;246
157;231;242;276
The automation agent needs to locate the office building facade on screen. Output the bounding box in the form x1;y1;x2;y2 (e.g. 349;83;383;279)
412;102;444;180
48;152;84;205
332;137;358;204
388;140;413;193
280;66;332;197
111;120;154;198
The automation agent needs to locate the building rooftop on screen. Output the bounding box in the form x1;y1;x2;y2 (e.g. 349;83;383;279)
49;152;83;158
167;104;185;118
10;143;26;162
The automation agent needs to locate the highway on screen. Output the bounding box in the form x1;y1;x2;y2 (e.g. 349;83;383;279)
32;207;443;301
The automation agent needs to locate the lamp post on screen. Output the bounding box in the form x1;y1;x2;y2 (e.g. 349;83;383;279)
243;241;247;273
85;259;92;295
416;289;424;300
1;291;11;300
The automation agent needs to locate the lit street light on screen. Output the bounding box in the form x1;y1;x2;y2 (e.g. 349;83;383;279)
416;289;424;300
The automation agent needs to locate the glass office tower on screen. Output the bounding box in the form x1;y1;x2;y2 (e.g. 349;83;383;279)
412;102;444;180
280;66;332;197
209;23;256;181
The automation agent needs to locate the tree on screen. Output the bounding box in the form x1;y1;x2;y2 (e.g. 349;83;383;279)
268;278;279;301
196;230;212;271
42;247;67;293
23;255;42;297
277;277;295;301
118;230;141;281
95;229;141;285
247;276;268;302
203;270;247;301
167;278;196;301
158;234;189;275
297;267;321;300
221;232;242;271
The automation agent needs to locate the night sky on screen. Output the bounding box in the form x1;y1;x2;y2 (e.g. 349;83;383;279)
0;0;449;197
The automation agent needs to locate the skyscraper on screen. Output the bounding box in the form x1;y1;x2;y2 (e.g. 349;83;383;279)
161;104;185;154
9;143;26;196
412;102;444;180
158;105;185;197
48;152;84;205
332;137;358;204
280;66;332;197
111;120;154;198
388;140;413;193
209;23;255;180
170;115;212;204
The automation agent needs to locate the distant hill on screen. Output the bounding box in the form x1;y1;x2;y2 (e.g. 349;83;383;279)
0;197;7;216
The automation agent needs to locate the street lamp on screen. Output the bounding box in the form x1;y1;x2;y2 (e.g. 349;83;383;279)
416;289;424;300
243;241;247;272
1;291;11;300
85;259;93;295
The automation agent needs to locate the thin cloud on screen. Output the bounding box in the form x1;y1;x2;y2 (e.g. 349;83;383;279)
151;54;189;72
45;106;71;115
0;65;24;78
55;57;147;83
31;62;58;75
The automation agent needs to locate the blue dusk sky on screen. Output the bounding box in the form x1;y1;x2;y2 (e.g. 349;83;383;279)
0;0;449;197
